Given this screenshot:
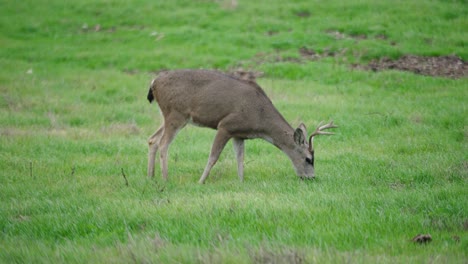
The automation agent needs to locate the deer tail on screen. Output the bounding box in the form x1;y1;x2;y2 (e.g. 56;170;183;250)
147;78;156;103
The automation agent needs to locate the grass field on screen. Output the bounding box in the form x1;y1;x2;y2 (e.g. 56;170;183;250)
1;0;467;263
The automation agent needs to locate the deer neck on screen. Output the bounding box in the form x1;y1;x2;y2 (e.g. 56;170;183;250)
262;119;298;160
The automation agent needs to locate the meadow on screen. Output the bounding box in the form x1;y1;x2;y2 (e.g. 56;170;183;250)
0;0;467;263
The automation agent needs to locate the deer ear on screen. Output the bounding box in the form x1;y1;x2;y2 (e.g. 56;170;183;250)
294;123;307;145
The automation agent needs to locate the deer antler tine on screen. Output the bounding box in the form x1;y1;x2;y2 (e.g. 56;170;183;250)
319;121;338;130
308;120;338;152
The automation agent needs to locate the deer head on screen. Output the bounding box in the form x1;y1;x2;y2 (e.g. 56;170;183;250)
292;121;338;179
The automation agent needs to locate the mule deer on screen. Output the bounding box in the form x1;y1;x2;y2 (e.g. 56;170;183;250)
147;70;337;183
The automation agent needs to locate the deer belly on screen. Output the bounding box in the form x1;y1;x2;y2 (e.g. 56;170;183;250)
188;115;219;130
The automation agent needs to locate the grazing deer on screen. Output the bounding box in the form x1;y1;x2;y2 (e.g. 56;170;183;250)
147;70;337;183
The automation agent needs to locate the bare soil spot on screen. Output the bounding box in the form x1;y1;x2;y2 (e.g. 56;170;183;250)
265;30;279;36
326;30;368;41
326;30;347;40
295;10;311;18
229;69;264;82
412;234;432;244
357;55;468;78
299;47;347;60
235;47;347;69
251;248;305;264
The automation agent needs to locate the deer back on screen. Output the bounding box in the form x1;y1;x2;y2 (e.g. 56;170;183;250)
150;70;285;134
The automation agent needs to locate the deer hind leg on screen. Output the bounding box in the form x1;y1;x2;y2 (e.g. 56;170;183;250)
148;125;164;178
158;113;187;180
233;138;245;182
198;128;232;184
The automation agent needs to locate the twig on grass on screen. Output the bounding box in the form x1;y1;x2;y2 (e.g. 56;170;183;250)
29;161;33;178
121;168;129;187
245;159;255;165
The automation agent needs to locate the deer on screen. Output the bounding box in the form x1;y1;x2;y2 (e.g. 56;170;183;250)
146;69;337;184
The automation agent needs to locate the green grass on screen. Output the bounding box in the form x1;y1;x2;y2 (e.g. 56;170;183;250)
1;0;467;263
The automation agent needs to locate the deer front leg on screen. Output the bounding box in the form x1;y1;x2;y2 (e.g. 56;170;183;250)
233;138;245;182
158;114;187;180
148;126;164;178
198;128;231;184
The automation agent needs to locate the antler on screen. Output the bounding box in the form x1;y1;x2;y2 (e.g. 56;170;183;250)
308;121;338;152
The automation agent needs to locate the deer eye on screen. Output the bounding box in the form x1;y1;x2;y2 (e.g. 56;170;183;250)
305;157;314;165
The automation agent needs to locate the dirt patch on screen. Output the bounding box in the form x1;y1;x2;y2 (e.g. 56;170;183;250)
326;30;367;40
326;30;397;46
265;30;279;36
236;47;346;68
229;69;264;82
412;234;432;244
295;10;311;18
299;46;347;60
250;247;305;264
357;54;468;78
